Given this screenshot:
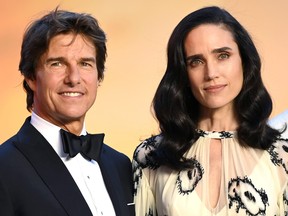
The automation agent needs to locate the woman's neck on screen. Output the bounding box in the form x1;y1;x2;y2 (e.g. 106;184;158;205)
197;106;239;131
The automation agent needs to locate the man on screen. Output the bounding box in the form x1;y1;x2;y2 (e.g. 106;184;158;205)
0;8;135;216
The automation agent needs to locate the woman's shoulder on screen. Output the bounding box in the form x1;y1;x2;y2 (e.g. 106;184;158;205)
267;137;288;175
132;134;162;170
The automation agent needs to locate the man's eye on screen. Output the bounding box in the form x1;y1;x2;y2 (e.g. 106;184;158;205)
80;62;94;67
81;62;90;67
50;62;62;67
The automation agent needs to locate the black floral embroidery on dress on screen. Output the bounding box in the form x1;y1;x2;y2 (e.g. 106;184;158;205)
196;129;234;139
145;208;156;216
219;131;233;138
283;187;288;216
132;164;142;196
196;129;208;137
176;157;204;195
133;136;161;196
133;136;160;170
267;138;288;174
228;176;268;216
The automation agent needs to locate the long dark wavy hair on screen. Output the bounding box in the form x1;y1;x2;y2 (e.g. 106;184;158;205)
151;6;282;170
19;8;107;111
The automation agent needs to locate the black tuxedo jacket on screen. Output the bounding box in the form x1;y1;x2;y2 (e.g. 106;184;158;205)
0;117;135;216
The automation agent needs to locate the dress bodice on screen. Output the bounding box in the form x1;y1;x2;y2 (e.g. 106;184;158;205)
132;133;288;216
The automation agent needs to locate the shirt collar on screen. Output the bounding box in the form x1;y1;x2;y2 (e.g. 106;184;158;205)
30;111;87;158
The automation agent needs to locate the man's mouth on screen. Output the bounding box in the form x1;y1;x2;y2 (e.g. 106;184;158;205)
60;92;83;97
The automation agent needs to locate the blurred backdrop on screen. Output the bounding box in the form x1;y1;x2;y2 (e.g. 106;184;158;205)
1;0;287;158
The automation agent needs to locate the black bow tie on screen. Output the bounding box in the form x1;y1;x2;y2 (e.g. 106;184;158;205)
60;129;104;161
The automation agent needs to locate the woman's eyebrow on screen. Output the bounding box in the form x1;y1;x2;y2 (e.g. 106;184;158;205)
211;46;232;54
186;54;204;62
186;46;232;62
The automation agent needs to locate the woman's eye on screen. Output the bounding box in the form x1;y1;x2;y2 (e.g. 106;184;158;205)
218;53;229;60
188;59;203;68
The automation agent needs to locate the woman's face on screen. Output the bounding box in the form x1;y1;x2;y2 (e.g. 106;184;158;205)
184;24;243;112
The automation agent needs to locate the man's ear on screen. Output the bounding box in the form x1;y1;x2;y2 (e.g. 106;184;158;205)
25;78;36;91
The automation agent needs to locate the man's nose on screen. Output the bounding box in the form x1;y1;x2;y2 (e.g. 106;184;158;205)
65;65;81;85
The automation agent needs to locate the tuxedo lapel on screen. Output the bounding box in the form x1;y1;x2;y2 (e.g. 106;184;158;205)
98;146;135;216
99;152;122;214
14;118;92;216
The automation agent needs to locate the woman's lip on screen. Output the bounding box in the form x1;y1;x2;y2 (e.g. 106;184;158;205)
204;84;226;92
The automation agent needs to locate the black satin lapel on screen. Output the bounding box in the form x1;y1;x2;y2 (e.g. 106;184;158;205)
15;118;92;216
98;151;122;215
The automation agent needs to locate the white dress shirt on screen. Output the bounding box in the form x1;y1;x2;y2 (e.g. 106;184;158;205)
30;112;116;216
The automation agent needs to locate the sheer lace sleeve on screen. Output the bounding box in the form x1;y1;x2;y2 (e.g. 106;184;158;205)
278;181;288;216
132;136;161;216
268;138;288;215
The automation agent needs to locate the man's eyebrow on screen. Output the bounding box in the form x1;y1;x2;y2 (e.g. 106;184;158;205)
80;57;96;63
45;57;96;64
45;57;65;64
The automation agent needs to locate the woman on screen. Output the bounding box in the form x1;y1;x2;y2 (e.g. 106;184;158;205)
132;6;288;216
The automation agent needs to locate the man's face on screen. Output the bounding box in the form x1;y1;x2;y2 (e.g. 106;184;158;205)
26;33;99;132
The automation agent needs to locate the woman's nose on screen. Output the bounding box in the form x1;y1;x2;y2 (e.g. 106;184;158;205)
205;61;218;80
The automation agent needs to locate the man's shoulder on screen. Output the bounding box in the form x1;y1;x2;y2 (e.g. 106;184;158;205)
101;143;130;161
0;134;22;168
0;134;18;152
269;110;288;138
0;117;34;146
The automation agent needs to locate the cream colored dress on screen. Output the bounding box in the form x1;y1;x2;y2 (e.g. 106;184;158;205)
132;130;288;216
